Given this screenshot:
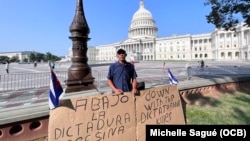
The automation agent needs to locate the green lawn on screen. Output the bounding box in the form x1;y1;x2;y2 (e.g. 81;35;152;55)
185;92;250;124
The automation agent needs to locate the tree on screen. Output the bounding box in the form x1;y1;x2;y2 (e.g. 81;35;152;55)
44;52;53;62
23;58;28;62
0;56;10;63
36;53;45;62
29;52;36;62
205;0;250;30
44;52;61;62
10;55;19;62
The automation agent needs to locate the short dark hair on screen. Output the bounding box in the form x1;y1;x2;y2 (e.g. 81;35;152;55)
117;48;126;54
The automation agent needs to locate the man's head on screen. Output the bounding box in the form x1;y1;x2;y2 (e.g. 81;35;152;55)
117;48;126;55
116;48;127;62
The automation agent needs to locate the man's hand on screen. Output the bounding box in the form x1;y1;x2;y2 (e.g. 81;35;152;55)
114;89;123;94
131;88;137;94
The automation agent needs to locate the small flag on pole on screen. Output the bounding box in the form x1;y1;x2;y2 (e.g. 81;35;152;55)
167;68;178;85
49;69;63;110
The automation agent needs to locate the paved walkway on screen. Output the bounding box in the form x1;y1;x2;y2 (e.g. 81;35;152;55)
1;61;250;109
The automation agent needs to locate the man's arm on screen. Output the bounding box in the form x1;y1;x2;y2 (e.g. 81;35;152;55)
107;79;123;94
131;78;137;94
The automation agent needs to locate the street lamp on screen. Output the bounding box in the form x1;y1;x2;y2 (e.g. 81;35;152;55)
65;0;96;93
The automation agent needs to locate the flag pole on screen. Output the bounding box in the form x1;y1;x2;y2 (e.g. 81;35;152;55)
162;61;167;84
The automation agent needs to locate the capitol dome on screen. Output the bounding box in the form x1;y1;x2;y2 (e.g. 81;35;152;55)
132;2;152;20
128;0;158;39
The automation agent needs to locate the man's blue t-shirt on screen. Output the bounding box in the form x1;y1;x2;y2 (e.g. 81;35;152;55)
107;61;137;92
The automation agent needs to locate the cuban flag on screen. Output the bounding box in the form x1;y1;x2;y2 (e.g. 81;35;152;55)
49;69;63;110
167;68;178;85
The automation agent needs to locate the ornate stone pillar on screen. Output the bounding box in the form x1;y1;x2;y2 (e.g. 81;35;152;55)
65;0;96;93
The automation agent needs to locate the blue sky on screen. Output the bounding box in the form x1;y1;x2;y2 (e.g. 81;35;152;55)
0;0;216;56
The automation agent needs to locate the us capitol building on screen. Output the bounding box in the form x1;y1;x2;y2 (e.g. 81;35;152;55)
1;1;249;63
74;0;250;62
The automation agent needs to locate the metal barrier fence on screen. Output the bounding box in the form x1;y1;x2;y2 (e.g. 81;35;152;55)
0;66;249;92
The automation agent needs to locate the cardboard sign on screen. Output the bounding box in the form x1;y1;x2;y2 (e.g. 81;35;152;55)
48;94;136;141
135;85;185;141
48;85;185;141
